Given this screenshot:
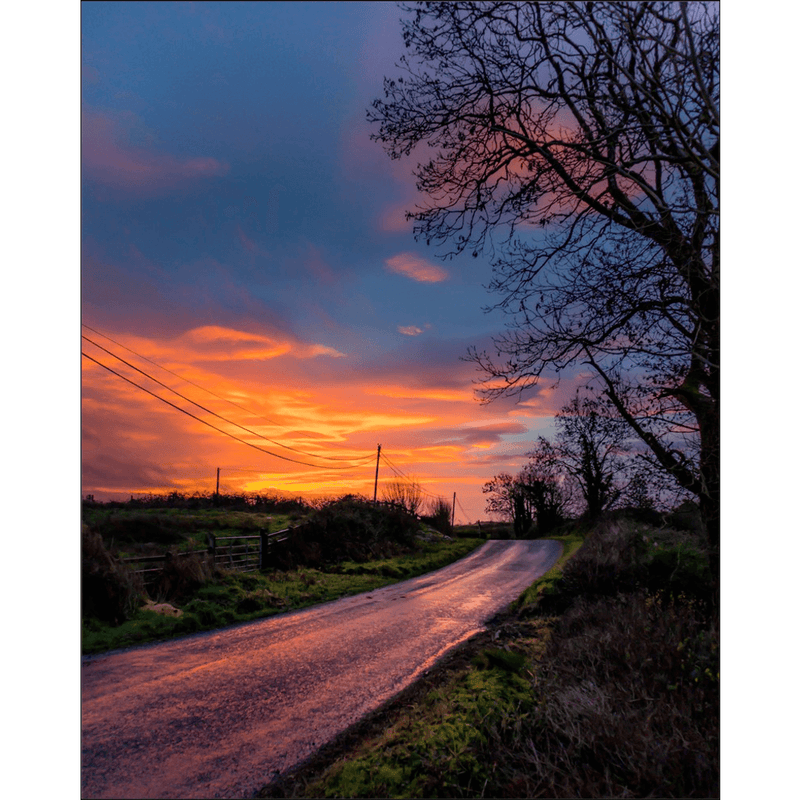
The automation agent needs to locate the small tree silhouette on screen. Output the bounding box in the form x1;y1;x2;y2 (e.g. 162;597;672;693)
382;477;424;515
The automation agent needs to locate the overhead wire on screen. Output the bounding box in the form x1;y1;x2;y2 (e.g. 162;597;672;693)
81;323;373;459
82;325;481;514
455;495;471;525
380;453;448;503
82;351;369;470
82;334;375;466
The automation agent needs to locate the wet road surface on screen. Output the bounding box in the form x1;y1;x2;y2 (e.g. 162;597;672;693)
81;539;562;798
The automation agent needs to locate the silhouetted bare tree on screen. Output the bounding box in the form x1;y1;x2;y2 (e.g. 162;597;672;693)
382;477;424;515
518;452;568;534
482;472;525;531
549;392;630;520
370;2;719;568
483;461;567;535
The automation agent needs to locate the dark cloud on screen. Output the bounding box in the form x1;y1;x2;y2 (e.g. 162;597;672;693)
81;452;173;494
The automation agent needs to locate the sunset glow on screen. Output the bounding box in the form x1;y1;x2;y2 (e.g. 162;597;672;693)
80;2;586;521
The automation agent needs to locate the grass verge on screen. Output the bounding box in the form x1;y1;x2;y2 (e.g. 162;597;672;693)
82;536;484;656
259;519;718;798
257;529;585;798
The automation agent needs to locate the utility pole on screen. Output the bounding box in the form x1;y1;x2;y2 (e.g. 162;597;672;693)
452;492;456;528
215;467;220;496
373;444;382;502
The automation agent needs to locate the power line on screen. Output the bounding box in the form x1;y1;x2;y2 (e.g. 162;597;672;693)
82;334;374;466
380;453;448;503
380;453;415;482
455;495;471;525
82;325;483;514
81;323;373;458
82;351;369;470
382;454;436;493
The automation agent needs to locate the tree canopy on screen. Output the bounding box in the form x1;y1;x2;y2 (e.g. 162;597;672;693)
370;1;719;560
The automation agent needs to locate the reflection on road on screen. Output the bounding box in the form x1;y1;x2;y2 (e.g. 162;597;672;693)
82;539;562;799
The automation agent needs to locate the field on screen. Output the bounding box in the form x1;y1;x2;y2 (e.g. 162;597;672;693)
81;496;488;655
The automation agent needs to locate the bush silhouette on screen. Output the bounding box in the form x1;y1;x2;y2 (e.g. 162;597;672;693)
82;525;145;625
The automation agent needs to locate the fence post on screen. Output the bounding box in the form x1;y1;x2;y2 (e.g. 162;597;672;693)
260;530;269;571
207;533;216;565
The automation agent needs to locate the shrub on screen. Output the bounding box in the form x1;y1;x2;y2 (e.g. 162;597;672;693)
152;553;223;603
270;495;419;569
665;499;704;535
381;478;424;515
421;497;453;536
538;517;714;618
509;593;719;798
89;513;188;547
644;543;713;612
82;524;145;625
538;519;645;613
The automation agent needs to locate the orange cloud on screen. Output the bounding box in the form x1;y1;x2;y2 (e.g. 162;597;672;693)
369;385;468;403
117;325;346;364
193;326;336;361
385;253;448;283
82;321;548;521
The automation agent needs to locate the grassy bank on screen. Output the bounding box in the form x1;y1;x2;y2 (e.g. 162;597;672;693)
261;518;719;798
82;534;484;656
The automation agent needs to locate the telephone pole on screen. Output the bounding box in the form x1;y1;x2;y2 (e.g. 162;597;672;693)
373;444;382;502
452;492;456;528
215;467;220;496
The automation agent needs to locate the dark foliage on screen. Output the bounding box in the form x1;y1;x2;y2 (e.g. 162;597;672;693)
81;525;145;625
267;496;420;570
538;516;712;618
514;593;719;798
84;491;308;515
421;497;454;536
152;553;224;604
89;513;190;547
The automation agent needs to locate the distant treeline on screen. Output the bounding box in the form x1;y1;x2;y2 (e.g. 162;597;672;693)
82;491;309;514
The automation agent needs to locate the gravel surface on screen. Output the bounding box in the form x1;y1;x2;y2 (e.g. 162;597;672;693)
81;539;562;798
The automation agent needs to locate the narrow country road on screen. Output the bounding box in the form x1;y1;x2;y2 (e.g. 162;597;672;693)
81;539;562;799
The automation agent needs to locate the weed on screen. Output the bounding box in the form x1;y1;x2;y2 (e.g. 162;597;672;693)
82;524;145;625
472;648;527;674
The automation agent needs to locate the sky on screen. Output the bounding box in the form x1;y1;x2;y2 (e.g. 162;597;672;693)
80;0;596;522
5;1;796;795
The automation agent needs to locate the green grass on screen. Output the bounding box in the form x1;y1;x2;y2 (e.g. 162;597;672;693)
82;537;484;656
290;530;588;799
274;521;718;799
310;662;538;799
510;528;587;613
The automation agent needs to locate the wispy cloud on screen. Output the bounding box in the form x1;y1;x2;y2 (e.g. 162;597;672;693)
398;325;424;336
236;225;262;254
177;325;345;361
379;203;413;232
385;253;448;283
82;107;229;195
